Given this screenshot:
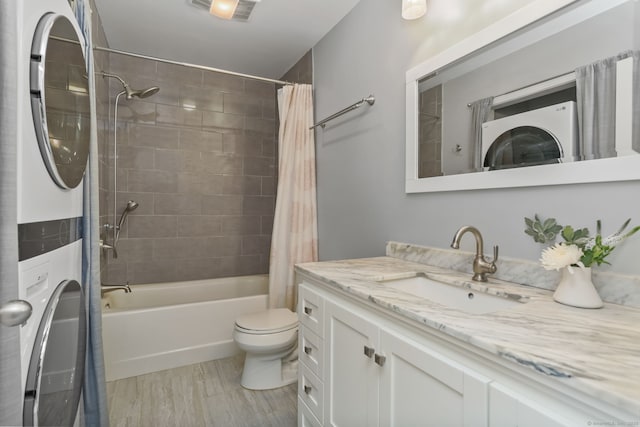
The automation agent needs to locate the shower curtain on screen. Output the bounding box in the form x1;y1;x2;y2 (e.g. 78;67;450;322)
268;84;318;311
575;51;640;160
75;1;109;425
470;96;494;171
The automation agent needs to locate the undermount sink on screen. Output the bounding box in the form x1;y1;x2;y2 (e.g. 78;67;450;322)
379;274;526;315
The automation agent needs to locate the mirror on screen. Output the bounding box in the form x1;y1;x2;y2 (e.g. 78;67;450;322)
406;0;640;193
30;13;91;189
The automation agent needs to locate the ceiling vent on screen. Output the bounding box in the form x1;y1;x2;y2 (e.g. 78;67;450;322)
190;0;260;22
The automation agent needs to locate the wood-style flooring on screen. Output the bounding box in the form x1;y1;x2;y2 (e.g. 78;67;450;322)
106;354;297;427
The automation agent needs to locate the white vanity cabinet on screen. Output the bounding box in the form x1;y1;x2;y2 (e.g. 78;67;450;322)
299;280;490;426
297;274;624;427
378;328;490;426
488;383;570;427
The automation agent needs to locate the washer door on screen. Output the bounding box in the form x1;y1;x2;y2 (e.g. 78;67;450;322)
30;13;91;189
23;280;86;427
483;126;563;171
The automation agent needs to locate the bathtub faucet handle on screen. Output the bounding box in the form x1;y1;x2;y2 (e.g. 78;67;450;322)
101;282;132;297
100;239;118;259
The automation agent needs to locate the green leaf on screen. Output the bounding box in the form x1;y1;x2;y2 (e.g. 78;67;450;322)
562;226;574;242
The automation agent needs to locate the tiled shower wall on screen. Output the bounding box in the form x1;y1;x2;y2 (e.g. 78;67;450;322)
418;85;443;178
100;54;278;284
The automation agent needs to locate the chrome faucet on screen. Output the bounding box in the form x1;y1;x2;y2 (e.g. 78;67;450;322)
450;226;499;282
101;283;131;297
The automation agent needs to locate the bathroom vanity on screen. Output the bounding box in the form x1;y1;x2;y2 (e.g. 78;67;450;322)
295;245;640;426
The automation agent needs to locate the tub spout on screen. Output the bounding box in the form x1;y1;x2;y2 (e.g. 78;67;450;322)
101;282;131;297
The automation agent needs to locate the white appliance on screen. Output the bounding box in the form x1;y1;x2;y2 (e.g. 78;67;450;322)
481;101;578;171
18;0;90;224
17;0;89;424
18;241;86;427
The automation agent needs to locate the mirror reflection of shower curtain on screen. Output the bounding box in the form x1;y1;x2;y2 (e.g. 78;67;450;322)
269;84;318;311
470;97;494;171
575;52;634;160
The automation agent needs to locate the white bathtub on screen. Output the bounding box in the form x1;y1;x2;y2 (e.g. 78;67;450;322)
101;274;268;381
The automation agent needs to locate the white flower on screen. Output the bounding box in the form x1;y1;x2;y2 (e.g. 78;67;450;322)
540;243;583;271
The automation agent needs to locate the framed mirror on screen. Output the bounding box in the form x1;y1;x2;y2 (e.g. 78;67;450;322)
405;0;640;193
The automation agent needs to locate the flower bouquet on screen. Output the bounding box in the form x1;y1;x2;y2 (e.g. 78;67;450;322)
524;215;639;308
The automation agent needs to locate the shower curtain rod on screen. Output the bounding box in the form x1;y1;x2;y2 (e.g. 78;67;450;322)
52;36;292;86
93;45;293;86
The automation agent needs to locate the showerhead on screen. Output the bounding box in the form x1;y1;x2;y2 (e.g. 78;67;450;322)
101;72;160;100
125;200;139;212
116;200;139;241
134;87;160;99
124;85;160;100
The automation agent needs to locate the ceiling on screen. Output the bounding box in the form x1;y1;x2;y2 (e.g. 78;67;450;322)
93;0;362;80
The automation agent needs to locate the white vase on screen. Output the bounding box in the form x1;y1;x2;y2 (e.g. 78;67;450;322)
553;267;603;309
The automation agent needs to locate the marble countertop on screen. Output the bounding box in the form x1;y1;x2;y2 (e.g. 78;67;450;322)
295;256;640;418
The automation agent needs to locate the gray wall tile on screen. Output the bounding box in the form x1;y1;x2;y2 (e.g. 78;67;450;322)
128;216;178;238
154;194;202;215
100;54;278;285
202;195;243;215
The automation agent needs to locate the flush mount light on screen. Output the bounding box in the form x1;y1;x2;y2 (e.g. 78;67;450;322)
191;0;261;21
210;0;239;19
402;0;427;20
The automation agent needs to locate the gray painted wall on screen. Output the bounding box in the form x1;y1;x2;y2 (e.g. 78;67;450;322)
312;0;640;275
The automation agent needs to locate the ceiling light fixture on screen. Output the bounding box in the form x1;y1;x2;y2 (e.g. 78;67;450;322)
210;0;239;20
402;0;427;20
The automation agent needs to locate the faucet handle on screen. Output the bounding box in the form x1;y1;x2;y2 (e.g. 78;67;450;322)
492;245;499;263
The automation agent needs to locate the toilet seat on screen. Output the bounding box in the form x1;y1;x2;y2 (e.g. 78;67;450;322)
235;308;298;335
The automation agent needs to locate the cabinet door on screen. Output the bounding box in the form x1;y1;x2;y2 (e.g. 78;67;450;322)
489;383;575;427
379;329;490;427
325;300;379;427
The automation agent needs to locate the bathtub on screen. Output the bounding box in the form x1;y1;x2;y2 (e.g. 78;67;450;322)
101;274;268;381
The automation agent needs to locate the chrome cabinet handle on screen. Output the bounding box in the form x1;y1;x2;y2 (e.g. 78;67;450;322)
304;385;312;394
0;300;32;327
374;354;386;367
304;345;312;355
304;306;312;315
363;345;375;358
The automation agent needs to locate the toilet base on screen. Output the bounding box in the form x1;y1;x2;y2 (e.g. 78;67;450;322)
240;355;298;390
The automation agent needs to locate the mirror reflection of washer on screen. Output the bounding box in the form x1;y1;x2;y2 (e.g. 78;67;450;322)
23;280;86;427
481;101;578;171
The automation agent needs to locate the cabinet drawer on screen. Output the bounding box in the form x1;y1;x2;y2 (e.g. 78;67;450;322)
298;363;324;424
300;325;323;378
298;396;322;427
299;283;324;336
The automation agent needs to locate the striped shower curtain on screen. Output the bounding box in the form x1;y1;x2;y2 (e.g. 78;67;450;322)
268;84;318;310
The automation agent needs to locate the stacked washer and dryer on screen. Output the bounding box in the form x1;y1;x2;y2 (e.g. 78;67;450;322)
17;0;90;425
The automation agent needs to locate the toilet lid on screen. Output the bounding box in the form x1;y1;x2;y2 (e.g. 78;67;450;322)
235;308;298;333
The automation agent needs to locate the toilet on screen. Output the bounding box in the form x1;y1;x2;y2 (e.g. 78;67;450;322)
233;308;299;390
